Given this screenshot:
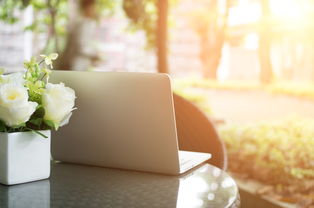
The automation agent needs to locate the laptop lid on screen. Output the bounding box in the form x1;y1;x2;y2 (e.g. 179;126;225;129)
50;71;181;174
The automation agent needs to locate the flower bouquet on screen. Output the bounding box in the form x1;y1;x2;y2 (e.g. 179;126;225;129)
0;53;76;185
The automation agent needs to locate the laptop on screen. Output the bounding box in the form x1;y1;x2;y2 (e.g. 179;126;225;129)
50;71;211;175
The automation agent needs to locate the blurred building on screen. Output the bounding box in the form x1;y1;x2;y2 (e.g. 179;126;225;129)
95;12;156;73
0;7;157;74
0;8;32;73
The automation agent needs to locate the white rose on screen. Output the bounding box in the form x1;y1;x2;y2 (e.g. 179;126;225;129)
0;84;38;126
42;83;76;127
0;72;25;86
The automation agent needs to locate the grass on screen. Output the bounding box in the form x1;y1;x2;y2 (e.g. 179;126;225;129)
267;82;314;101
174;78;314;101
174;78;262;91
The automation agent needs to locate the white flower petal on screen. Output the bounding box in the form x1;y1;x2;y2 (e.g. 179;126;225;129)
1;72;25;86
42;83;76;126
49;53;58;60
0;83;37;127
0;83;28;107
59;112;72;127
45;58;52;66
0;100;37;127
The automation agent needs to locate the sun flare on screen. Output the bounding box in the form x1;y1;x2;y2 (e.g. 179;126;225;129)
270;0;310;25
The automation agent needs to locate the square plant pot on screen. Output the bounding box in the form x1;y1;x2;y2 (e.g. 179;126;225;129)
0;130;51;185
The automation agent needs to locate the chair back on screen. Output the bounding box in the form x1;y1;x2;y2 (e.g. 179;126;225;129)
173;94;227;170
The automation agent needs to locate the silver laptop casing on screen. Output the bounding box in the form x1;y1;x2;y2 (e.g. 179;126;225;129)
50;71;211;175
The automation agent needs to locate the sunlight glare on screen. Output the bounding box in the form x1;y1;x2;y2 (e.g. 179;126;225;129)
244;33;259;50
176;177;209;208
270;0;305;22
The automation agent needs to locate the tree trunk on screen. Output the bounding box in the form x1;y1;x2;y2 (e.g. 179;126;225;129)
259;0;273;83
199;0;230;79
156;0;168;74
54;0;78;70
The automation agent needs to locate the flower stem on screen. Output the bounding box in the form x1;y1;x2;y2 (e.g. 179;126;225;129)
40;73;47;81
25;127;48;138
38;59;45;65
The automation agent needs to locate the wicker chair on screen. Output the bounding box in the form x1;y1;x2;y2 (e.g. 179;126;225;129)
173;93;228;170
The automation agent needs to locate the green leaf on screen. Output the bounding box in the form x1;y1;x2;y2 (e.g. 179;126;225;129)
29;118;43;126
32;130;48;138
44;120;58;130
36;104;43;110
25;127;48;138
12;123;26;129
0;120;7;132
22;0;31;8
0;68;5;75
33;105;45;118
24;23;37;31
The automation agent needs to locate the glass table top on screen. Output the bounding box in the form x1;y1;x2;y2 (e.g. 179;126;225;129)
0;162;240;208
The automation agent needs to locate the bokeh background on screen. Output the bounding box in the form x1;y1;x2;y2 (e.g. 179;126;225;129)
1;0;314;207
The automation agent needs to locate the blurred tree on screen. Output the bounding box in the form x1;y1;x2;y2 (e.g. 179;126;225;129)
56;0;115;70
156;0;169;73
1;0;169;73
259;0;273;83
0;0;68;54
0;0;115;55
123;0;157;49
184;0;231;79
123;0;169;73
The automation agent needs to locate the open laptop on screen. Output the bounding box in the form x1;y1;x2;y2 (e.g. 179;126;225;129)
50;71;211;175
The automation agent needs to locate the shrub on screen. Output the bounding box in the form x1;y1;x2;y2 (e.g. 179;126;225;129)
174;88;212;115
219;116;314;189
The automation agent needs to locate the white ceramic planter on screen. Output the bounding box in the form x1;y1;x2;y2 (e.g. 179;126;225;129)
0;130;51;185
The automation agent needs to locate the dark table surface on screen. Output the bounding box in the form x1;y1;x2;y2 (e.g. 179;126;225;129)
0;162;240;208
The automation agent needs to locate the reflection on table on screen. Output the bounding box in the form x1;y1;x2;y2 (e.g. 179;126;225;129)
0;162;240;208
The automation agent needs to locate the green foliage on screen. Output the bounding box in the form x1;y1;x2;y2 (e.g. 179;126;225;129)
96;0;117;16
0;0;116;53
1;0;158;51
123;0;157;48
174;88;211;115
267;82;314;100
24;56;50;104
0;0;69;53
0;120;7;132
219;116;314;187
174;78;262;91
174;77;314;200
0;0;23;24
27;105;54;133
44;119;58;130
175;78;314;101
29;117;43;126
